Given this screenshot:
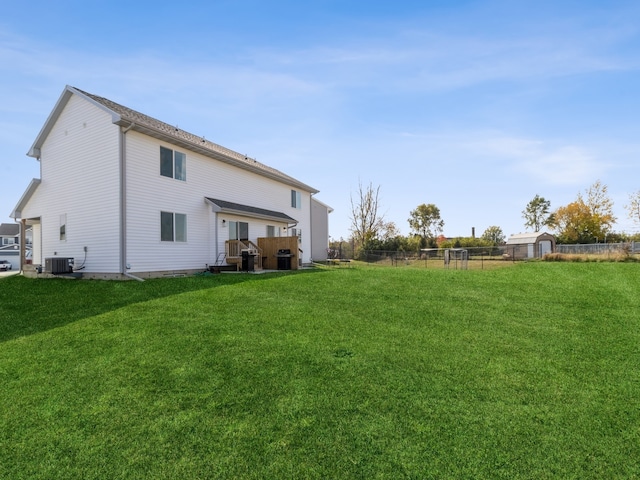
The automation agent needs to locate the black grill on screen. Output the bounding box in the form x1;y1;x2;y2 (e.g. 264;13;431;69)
276;249;293;270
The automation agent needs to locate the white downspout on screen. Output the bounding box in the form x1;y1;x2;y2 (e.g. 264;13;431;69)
120;124;144;282
214;211;219;264
309;192;316;264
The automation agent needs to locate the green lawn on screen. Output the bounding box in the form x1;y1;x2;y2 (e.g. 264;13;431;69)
1;264;639;479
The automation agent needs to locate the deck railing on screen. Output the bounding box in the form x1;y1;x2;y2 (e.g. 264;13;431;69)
225;240;263;269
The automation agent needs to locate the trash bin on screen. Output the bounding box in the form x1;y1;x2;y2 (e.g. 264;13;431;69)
276;249;292;270
241;250;255;272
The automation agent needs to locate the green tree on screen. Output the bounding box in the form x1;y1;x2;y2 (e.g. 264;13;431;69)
408;204;444;245
522;195;555;232
481;226;505;245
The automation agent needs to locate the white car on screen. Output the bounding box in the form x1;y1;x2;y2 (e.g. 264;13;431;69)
0;260;12;271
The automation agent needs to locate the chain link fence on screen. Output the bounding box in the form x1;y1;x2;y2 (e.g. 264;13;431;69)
354;241;639;269
556;241;638;255
359;246;521;270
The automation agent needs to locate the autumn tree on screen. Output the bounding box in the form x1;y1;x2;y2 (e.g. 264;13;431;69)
522;195;555;231
553;180;616;244
553;200;594;244
481;226;506;245
349;181;384;252
408;204;444;247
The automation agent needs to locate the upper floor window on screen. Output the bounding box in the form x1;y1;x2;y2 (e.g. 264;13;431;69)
160;146;186;181
291;190;301;209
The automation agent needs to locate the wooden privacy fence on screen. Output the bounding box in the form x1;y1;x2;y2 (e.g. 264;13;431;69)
257;236;300;270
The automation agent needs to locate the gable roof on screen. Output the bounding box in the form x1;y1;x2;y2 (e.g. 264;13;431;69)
0;223;20;236
205;198;298;224
10;178;41;220
28;86;318;194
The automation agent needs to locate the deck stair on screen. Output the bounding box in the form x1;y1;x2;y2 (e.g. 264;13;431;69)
225;240;263;270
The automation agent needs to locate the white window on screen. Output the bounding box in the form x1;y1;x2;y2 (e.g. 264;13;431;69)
229;221;249;241
160;146;186;181
60;214;67;241
291;190;301;209
266;225;279;238
161;212;187;242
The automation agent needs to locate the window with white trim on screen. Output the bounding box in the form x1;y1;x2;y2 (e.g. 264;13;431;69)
291;190;301;209
161;211;187;242
160;146;186;181
229;221;249;241
60;214;67;241
266;225;279;238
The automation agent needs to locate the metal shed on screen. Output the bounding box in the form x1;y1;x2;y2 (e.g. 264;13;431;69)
505;232;556;259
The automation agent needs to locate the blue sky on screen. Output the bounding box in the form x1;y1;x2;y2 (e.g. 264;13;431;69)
2;0;640;239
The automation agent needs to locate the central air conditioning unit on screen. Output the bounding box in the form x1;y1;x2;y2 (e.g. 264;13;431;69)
45;257;74;274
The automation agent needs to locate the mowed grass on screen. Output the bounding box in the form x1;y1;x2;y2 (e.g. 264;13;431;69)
1;264;639;479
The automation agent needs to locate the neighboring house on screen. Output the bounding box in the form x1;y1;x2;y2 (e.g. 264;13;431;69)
0;223;31;270
0;223;20;248
505;232;555;259
310;198;333;262
11;86;331;279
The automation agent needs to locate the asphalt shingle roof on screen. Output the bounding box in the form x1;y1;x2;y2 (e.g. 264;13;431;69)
0;223;19;236
205;198;297;223
72;87;318;194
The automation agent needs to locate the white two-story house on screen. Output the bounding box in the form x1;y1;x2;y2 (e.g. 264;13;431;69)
11;86;330;279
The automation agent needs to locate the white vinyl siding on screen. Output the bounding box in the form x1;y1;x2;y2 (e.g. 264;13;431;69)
125;130;314;272
20;89;317;274
21;95;121;272
311;198;331;261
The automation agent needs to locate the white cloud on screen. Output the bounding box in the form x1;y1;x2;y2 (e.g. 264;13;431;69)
463;133;607;185
516;145;605;186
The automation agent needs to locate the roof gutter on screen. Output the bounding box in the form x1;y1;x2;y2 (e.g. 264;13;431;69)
116;120;318;194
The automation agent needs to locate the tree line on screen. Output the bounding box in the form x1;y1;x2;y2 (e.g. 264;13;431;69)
333;180;640;258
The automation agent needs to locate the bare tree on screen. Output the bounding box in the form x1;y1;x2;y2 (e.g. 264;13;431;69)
625;190;640;228
584;180;615;223
349;181;384;250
